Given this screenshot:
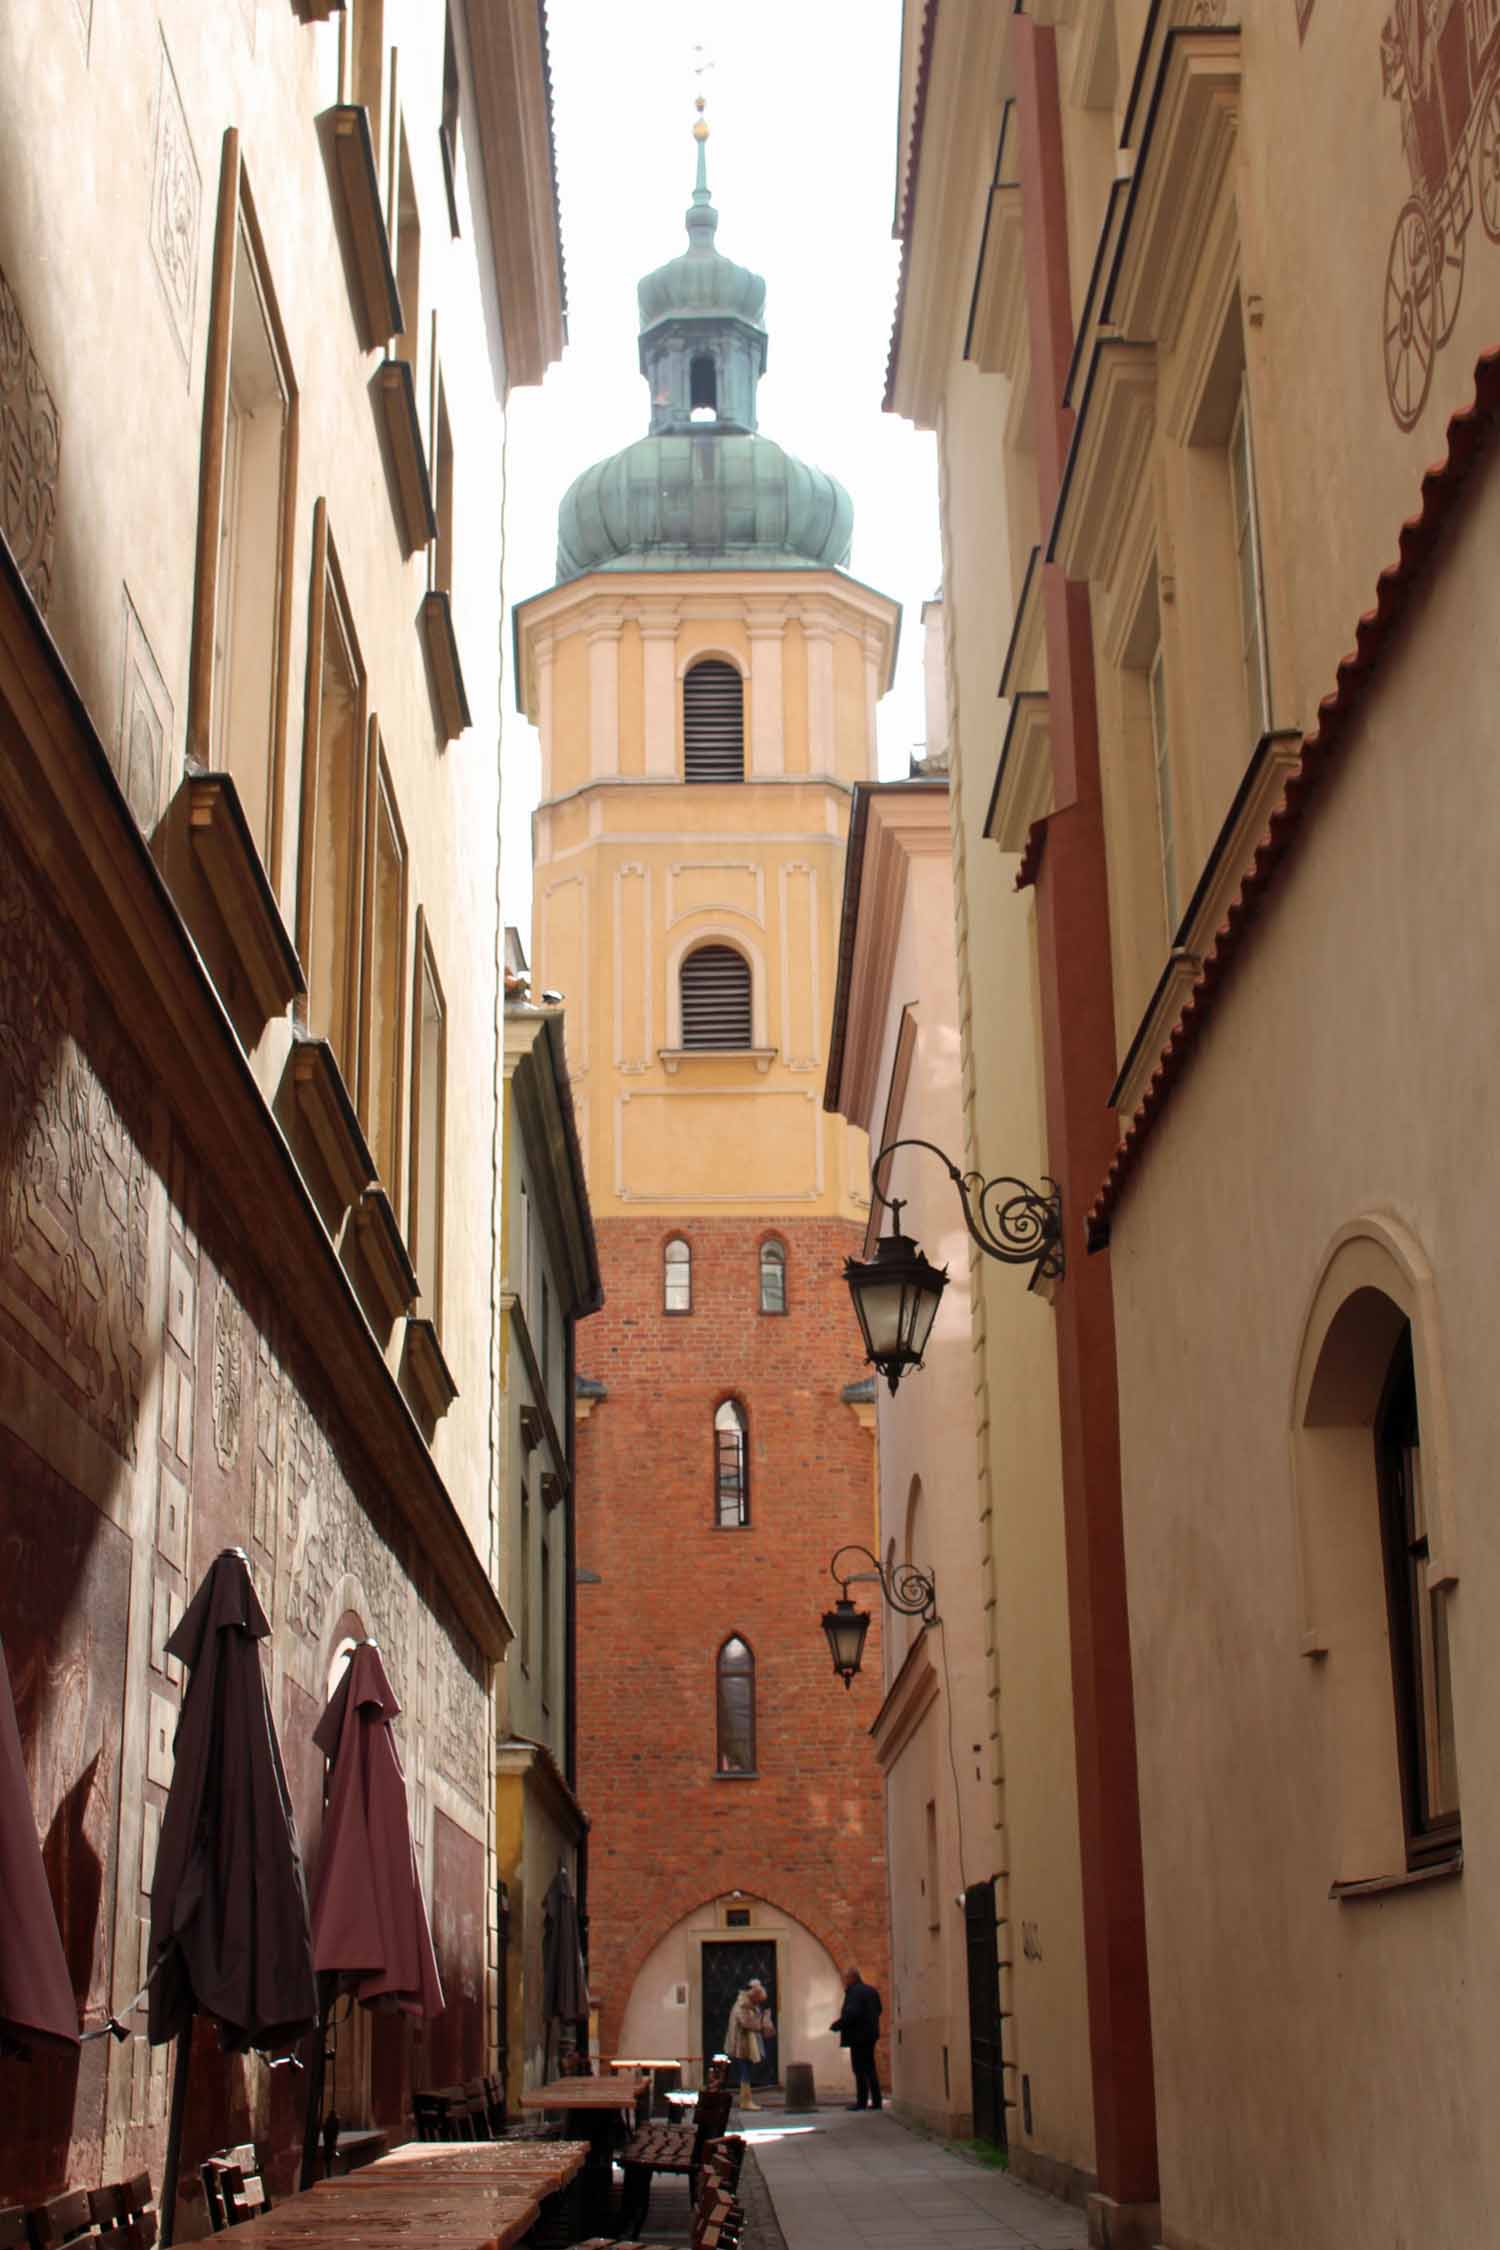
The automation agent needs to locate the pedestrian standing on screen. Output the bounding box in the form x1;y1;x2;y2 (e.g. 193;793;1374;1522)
830;1965;883;2110
723;1978;774;2111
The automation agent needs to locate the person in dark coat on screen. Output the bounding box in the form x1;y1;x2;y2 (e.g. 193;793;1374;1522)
830;1964;883;2110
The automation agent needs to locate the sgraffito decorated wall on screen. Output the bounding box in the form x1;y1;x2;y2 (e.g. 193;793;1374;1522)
0;816;489;2211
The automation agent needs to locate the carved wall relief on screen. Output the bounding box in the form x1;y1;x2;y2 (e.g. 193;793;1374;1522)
0;261;61;617
211;1273;244;1474
148;35;200;367
116;590;172;831
0;835;149;1460
431;1592;486;1811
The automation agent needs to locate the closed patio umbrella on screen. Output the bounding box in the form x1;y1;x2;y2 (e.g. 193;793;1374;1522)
300;1640;442;2186
149;1548;316;2243
0;1630;78;2056
541;1864;588;2072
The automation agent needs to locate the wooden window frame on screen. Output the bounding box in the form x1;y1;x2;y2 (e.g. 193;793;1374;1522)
1229;380;1272;748
714;1398;749;1531
296;501;368;1080
664;1235;692;1315
758;1237;787;1316
1376;1327;1462;1871
716;1636;757;1776
439;3;462;237
356;724;409;1200
407;906;448;1328
188;130;299;894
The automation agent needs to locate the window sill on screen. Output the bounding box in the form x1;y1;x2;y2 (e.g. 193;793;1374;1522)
350;1182;419;1331
403;1313;458;1431
1329;1852;1462;1902
371;359;436;558
660;1046;776;1075
713;1770;760;1782
287;1034;377;1219
319;105;403;351
183;772;305;1026
419;588;472;745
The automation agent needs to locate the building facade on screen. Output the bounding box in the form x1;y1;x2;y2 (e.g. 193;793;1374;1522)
890;2;1500;2245
1;0;561;2210
496;950;602;2104
515;122;897;2094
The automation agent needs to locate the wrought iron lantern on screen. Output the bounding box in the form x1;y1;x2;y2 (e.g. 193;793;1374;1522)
820;1544;938;1689
844;1139;1063;1395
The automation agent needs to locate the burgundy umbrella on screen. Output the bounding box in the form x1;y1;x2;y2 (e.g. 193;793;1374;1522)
0;1631;78;2056
149;1549;316;2243
300;1640;442;2185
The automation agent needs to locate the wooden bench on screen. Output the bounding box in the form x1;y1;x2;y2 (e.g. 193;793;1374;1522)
617;2089;734;2238
571;2139;744;2250
200;2146;270;2231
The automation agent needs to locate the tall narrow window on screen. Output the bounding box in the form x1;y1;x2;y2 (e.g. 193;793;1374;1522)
191;143;296;873
408;913;447;1322
439;5;463;236
391;120;421;379
1376;1327;1461;1865
518;1478;531;1673
1229;383;1271;745
540;1270;551;1387
759;1238;787;1315
716;1637;756;1774
664;1236;692;1314
358;731;408;1194
683;659;744;781
715;1400;749;1529
540;1524;552;1714
680;945;752;1050
299;512;366;1081
1148;634;1178;936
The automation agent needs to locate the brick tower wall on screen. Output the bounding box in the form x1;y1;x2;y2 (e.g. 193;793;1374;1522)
574;1212;890;2059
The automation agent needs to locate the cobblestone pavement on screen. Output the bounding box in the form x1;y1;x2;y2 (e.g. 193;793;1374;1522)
736;2106;1090;2250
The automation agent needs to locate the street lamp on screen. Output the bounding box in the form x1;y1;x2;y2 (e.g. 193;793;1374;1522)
820;1543;938;1689
843;1138;1062;1394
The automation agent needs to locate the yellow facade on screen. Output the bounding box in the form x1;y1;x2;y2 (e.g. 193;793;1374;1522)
516;569;899;1211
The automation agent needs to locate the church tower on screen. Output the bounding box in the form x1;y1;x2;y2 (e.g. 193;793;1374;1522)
515;108;896;2091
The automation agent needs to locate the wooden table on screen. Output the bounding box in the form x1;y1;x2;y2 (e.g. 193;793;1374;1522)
236;2140;589;2250
610;2056;683;2119
519;2075;648;2231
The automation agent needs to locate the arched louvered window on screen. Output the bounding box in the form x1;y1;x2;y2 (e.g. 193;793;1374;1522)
680;945;752;1050
715;1399;749;1528
759;1237;787;1314
683;659;744;783
664;1235;692;1314
717;1636;756;1773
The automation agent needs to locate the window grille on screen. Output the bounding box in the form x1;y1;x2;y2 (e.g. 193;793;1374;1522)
717;1636;756;1773
715;1399;749;1528
681;945;752;1050
759;1238;787;1314
664;1236;692;1314
683;659;745;782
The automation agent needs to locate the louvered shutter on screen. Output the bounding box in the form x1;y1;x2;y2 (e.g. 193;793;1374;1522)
683;660;745;782
681;946;752;1049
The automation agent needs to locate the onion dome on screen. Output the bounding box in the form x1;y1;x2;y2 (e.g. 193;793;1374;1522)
554;102;853;580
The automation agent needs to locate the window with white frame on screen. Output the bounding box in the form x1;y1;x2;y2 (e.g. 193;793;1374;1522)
664;1235;691;1314
1229;383;1271;747
1148;631;1179;937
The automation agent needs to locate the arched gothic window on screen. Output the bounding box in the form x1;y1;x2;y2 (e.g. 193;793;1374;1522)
717;1636;756;1773
664;1235;692;1314
680;945;752;1050
683;658;744;782
759;1237;787;1314
714;1399;749;1528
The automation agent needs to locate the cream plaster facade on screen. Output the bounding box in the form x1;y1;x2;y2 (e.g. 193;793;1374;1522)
889;2;1500;2245
516;570;898;1216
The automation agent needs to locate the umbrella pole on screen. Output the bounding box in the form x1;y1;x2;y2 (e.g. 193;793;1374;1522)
159;2022;192;2249
299;2010;329;2194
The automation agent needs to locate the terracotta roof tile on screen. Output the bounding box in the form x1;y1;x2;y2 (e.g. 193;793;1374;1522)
1087;344;1500;1248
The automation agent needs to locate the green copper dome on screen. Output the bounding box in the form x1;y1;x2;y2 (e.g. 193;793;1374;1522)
555;111;853;581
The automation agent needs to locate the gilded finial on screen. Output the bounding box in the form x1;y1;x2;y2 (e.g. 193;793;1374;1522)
693;94;709;143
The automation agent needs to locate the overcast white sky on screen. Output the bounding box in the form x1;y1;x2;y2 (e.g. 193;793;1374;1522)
499;0;942;932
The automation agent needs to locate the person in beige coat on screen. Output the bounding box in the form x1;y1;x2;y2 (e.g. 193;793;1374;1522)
723;1979;774;2110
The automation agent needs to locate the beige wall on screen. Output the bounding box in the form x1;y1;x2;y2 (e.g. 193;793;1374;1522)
517;569;897;1219
0;0;517;1566
616;1893;846;2096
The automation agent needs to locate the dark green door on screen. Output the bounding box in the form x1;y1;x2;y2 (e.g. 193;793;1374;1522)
965;1880;1007;2148
702;1939;778;2087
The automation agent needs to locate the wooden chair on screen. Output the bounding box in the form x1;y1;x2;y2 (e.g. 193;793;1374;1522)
27;2191;94;2250
199;2147;269;2232
86;2176;157;2250
617;2087;735;2238
571;2153;744;2250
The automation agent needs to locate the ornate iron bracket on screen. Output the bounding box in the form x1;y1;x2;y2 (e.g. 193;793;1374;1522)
870;1137;1063;1283
829;1543;938;1627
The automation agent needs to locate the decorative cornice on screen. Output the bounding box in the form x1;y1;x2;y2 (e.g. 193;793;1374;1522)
984;692;1052;853
1104;25;1241;352
461;0;566;390
1049;340;1158;581
998;546;1046;700
1090;347;1500;1246
869;1629;941;1771
494;1734;589;1842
